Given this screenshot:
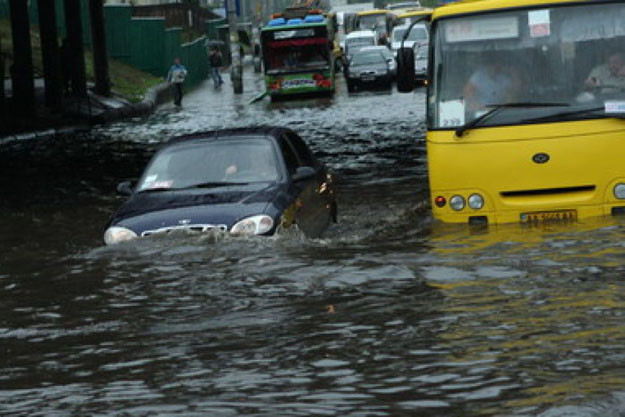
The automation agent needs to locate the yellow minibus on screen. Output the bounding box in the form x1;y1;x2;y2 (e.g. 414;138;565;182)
398;0;625;225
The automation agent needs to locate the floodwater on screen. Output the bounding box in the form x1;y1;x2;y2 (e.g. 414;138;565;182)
2;70;625;417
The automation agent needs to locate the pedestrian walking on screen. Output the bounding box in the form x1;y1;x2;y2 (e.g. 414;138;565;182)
209;47;224;89
167;57;188;106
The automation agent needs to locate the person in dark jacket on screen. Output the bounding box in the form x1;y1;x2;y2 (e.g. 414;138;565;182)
209;47;224;88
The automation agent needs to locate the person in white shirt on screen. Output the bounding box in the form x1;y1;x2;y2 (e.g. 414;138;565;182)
166;57;188;106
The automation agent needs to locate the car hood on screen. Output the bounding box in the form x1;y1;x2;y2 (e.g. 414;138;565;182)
109;183;284;233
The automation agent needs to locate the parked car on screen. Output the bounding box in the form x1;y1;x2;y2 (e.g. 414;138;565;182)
390;23;428;57
345;48;394;92
103;127;337;245
358;45;396;78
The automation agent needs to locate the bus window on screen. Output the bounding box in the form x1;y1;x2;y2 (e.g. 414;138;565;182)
429;3;625;129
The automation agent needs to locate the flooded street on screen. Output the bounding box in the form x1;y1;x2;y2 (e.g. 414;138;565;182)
3;70;625;417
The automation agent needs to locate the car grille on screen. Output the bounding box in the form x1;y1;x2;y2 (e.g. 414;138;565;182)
141;224;228;237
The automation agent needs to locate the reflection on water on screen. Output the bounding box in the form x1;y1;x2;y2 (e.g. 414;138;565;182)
2;73;625;416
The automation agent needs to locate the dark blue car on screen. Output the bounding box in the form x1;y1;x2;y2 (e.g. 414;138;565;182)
104;127;337;245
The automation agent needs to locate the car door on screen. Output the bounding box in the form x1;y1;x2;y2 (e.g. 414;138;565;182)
282;132;334;237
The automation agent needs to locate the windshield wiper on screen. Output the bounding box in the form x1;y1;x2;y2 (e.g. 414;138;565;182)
181;181;249;189
455;102;570;137
521;105;622;123
137;182;248;193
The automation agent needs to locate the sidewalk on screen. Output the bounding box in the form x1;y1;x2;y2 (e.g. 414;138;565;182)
1;78;172;142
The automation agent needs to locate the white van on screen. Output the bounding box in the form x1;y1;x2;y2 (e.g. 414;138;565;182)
390;23;428;56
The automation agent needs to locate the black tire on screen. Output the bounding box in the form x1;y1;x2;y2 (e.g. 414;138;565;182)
347;82;355;93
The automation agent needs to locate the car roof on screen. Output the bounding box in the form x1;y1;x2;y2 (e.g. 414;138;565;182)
432;0;584;20
166;126;292;146
359;46;390;52
345;30;376;39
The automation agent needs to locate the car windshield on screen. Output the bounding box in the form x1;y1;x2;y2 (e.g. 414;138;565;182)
138;138;280;191
429;2;625;129
393;25;428;42
352;51;385;66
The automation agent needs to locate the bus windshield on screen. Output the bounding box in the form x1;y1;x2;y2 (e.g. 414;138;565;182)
392;26;428;42
358;13;387;30
429;2;625;129
265;38;330;73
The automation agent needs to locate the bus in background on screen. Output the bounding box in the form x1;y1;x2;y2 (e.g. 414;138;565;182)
261;12;335;99
395;7;433;26
396;0;625;225
354;9;393;43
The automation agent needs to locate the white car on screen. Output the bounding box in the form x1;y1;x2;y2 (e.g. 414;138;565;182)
390;23;428;56
343;30;377;62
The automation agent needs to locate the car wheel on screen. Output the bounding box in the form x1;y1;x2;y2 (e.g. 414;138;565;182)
347;82;355;92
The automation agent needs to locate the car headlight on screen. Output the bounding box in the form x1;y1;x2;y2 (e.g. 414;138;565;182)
230;215;274;235
104;226;138;245
468;194;484;210
449;195;466;211
614;183;625;199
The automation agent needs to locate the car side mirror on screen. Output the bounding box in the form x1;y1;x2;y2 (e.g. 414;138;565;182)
117;181;134;196
396;46;415;93
292;166;316;182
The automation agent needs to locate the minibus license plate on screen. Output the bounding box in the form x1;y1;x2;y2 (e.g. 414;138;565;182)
521;210;577;223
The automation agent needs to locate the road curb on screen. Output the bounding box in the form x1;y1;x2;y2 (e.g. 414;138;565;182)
93;82;172;124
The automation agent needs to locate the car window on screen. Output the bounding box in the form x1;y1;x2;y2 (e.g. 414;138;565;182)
278;136;300;176
284;132;315;167
138;138;280;189
352;52;385;65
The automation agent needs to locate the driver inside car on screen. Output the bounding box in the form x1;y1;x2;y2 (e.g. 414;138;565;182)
584;52;625;93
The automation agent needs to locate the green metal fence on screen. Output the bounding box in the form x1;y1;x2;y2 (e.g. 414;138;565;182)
0;0;8;19
1;1;208;89
104;5;133;66
0;0;93;46
129;18;166;76
104;5;208;87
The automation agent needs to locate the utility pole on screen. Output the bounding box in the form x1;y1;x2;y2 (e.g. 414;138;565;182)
227;0;243;93
252;0;262;73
